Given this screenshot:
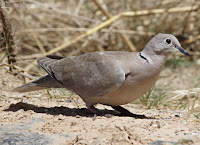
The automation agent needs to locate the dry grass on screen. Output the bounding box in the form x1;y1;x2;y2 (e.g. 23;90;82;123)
169;88;200;120
0;0;200;117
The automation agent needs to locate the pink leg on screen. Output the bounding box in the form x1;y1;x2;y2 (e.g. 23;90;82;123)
88;105;113;119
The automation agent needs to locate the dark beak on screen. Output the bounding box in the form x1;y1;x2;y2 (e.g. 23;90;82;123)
176;46;190;56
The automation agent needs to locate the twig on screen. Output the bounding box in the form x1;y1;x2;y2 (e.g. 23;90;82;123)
121;5;199;17
101;29;155;36
2;62;38;80
25;23;46;54
44;14;121;55
21;42;39;53
17;53;41;60
45;33;86;55
187;97;196;118
44;5;199;55
20;27;89;33
74;0;84;15
24;60;37;72
0;4;16;70
93;0;110;18
93;0;136;51
26;0;101;24
184;35;200;44
21;27;155;36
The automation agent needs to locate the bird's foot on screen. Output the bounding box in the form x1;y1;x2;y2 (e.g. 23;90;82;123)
88;105;113;120
112;106;150;119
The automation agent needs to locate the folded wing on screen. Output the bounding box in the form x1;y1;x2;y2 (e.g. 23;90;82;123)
37;53;127;98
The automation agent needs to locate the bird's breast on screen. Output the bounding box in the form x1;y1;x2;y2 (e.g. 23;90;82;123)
95;70;161;106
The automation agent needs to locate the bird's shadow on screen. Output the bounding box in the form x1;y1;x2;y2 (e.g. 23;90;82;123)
3;102;117;117
4;102;154;119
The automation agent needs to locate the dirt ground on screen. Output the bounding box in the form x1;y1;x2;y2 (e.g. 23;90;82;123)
0;65;200;145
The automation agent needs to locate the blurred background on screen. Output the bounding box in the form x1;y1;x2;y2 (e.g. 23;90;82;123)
0;0;200;114
0;0;200;71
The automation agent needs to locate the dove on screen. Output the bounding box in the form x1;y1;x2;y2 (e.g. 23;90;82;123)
13;33;189;118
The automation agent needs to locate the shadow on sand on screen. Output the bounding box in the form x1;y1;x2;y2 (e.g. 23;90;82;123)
4;102;117;117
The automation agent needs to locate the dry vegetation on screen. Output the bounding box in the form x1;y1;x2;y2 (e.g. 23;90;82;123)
1;0;199;116
0;0;200;144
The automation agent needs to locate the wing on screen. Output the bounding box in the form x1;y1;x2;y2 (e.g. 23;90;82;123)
37;56;65;84
38;52;127;97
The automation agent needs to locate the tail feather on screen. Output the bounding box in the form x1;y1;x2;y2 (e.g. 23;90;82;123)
12;75;64;93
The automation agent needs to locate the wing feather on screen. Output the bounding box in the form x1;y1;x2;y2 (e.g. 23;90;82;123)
37;52;127;97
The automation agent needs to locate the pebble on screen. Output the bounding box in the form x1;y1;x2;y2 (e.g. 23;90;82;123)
175;115;180;117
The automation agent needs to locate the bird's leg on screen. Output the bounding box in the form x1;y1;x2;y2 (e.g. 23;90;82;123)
88;105;113;118
111;106;148;119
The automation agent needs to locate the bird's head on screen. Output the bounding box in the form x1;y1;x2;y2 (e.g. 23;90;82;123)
144;33;190;57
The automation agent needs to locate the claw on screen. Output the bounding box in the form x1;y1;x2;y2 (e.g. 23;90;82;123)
88;105;114;120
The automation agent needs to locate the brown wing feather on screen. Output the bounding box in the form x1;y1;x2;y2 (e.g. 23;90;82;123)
52;52;126;97
37;57;63;84
38;52;127;98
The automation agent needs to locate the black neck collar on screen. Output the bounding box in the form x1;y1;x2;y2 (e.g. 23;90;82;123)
139;52;149;63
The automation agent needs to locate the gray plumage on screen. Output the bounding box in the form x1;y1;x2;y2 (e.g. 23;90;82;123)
13;34;189;118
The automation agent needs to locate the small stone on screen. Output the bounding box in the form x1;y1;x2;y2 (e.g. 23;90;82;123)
175;115;180;117
66;99;72;102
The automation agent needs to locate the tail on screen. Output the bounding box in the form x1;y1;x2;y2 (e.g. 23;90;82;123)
12;75;64;93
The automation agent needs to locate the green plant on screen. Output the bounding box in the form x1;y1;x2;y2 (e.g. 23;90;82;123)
139;86;166;109
0;37;16;63
193;114;200;119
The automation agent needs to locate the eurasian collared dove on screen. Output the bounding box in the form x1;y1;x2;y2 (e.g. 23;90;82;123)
13;33;189;118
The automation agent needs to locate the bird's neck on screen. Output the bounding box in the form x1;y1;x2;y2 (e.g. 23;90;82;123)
140;49;167;69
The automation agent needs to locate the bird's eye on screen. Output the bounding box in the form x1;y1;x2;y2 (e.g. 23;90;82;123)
165;38;171;44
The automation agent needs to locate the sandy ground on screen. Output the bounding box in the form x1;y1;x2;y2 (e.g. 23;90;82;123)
0;65;200;145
